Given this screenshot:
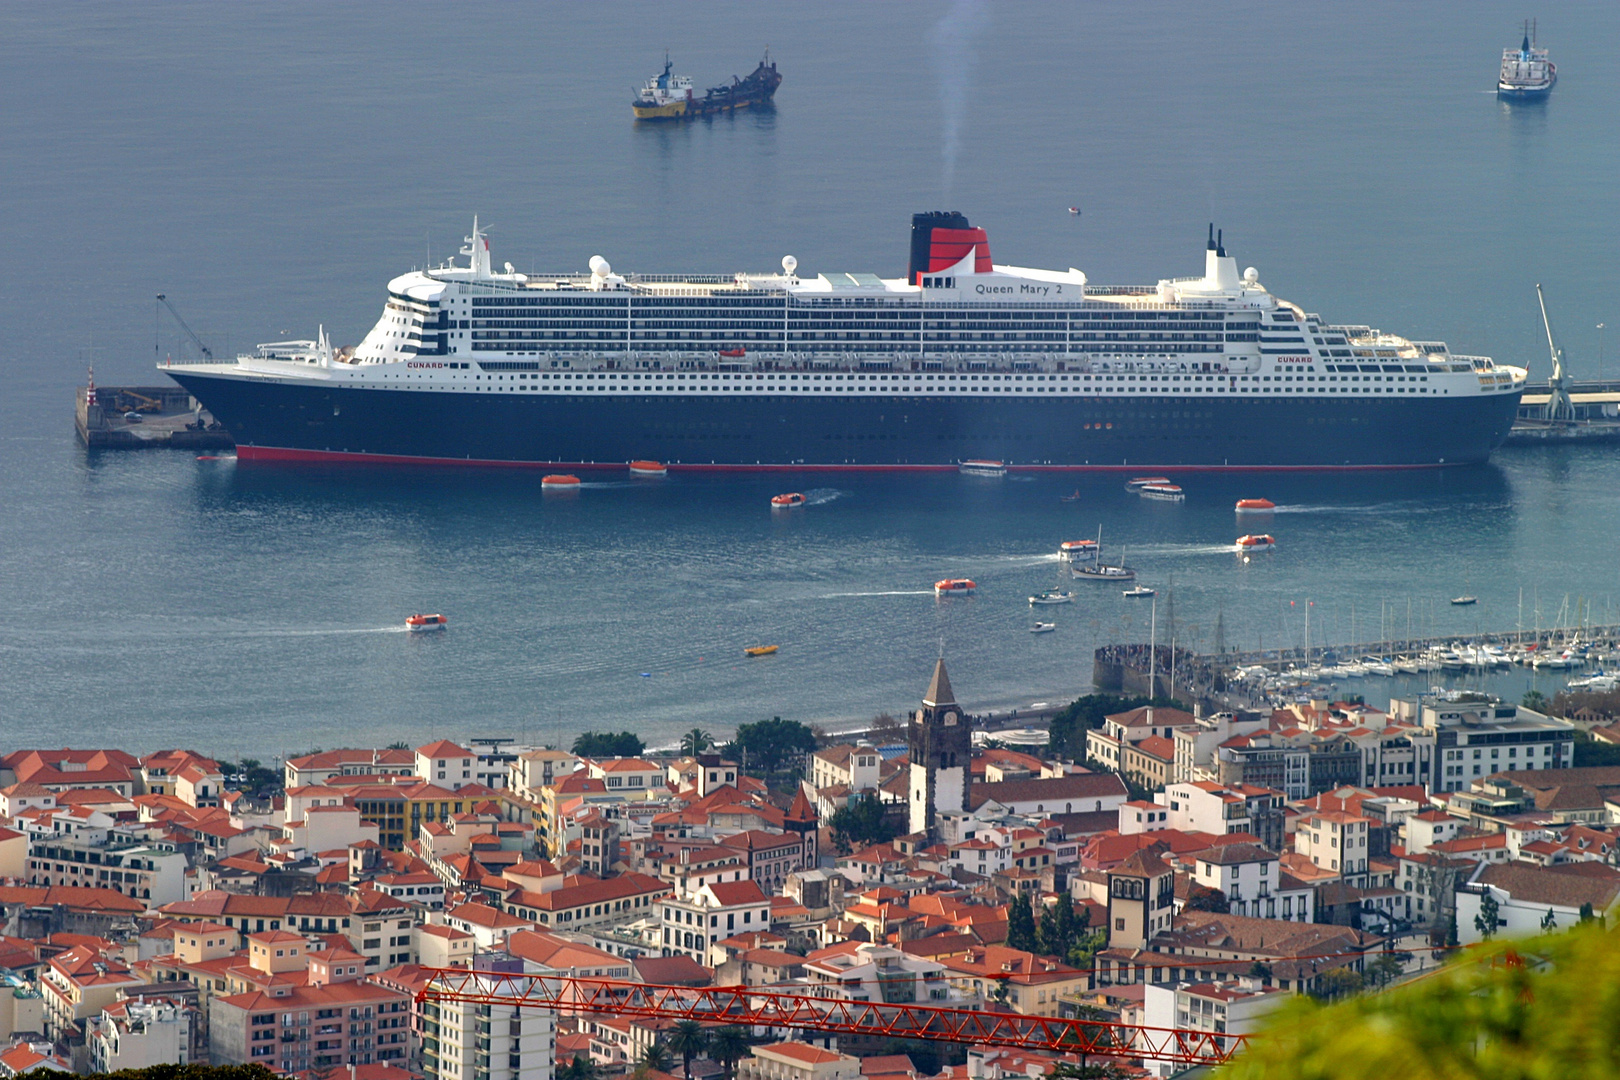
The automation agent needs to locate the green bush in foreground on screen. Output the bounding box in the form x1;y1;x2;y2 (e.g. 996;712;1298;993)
1224;925;1620;1080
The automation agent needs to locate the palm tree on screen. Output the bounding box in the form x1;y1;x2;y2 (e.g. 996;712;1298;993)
639;1042;675;1076
666;1020;709;1080
560;1057;601;1080
708;1026;751;1080
681;728;714;756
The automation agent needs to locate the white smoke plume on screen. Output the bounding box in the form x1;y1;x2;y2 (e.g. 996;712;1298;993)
928;0;990;200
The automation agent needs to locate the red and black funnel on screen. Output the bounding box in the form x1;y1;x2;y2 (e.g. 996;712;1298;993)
908;211;992;284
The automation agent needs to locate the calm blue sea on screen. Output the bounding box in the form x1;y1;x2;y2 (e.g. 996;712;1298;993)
2;2;1617;758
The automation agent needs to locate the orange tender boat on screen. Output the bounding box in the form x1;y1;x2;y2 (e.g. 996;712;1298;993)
935;578;976;596
771;492;806;508
1235;498;1276;512
1236;534;1276;551
629;460;667;477
542;474;581;488
406;613;448;632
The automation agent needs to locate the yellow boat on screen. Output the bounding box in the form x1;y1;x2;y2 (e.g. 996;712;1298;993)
744;645;779;657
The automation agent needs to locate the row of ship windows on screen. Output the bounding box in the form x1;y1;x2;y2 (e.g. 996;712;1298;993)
423;368;1446;388
468;296;1239;315
465;342;1231;353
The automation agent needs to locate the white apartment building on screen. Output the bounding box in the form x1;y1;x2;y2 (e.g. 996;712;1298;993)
1293;811;1371;886
659;879;770;964
1188;843;1314;923
1140;980;1285;1080
87;998;190;1073
422;961;556;1080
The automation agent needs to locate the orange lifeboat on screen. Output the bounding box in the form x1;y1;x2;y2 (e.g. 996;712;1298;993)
542;474;581;488
629;460;667;477
1235;498;1276;512
935;578;976;596
405;613;448;632
771;492;806;508
1236;534;1276;551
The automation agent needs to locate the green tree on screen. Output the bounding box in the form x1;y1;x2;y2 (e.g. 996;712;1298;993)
572;731;646;758
1579;901;1597;923
989;976;1012;1007
731;717;818;773
1312;967;1364;1001
1184;886;1230;913
637;1042;674;1076
1363;952;1404;990
1068;928;1107;969
1541;906;1558;932
1224;925;1620;1080
560;1057;601;1080
1038;893;1079;958
708;1026;751;1080
1007;893;1038;952
680;728;714;756
828;793;894;854
1522;689;1549;713
1475;891;1501;941
665;1020;709;1080
1248;961;1273;983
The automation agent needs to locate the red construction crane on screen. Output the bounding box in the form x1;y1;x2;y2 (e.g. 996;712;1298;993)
415;970;1249;1068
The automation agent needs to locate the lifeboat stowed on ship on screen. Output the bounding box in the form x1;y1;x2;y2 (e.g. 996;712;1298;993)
1235;498;1276;512
935;578;976;597
1236;534;1276;551
406;613;448;632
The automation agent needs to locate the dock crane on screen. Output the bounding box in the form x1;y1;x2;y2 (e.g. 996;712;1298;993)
1536;282;1574;423
155;294;215;362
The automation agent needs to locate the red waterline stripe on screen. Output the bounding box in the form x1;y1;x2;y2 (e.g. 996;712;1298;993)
234;445;1464;472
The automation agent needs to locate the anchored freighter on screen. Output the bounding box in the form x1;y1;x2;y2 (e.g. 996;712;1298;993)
162;213;1526;471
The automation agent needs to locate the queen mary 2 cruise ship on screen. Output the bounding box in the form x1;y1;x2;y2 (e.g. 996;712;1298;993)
162;213;1525;471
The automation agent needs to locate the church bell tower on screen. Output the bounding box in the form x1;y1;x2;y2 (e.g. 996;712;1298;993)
908;659;972;839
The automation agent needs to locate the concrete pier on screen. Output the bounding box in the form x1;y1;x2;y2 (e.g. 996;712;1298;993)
76;385;234;450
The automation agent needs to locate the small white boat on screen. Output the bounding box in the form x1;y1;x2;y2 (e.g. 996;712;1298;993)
1125;476;1170;492
1122;585;1155;598
959;459;1007;477
1361;656;1396;677
1030;621;1057;634
1451;596;1477;606
1393;656;1420;674
1139;483;1184;502
1029;590;1074;605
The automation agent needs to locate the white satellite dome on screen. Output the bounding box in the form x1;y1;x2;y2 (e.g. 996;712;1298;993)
782;255;798;275
589;255;611;276
1243;267;1259;284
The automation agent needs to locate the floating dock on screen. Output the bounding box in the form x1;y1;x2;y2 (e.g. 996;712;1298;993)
76;384;234;450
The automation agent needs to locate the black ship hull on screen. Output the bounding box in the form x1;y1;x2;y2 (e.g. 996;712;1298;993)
166;371;1522;471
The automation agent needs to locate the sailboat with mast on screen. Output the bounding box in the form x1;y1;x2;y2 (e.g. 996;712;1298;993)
1072;526;1136;582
